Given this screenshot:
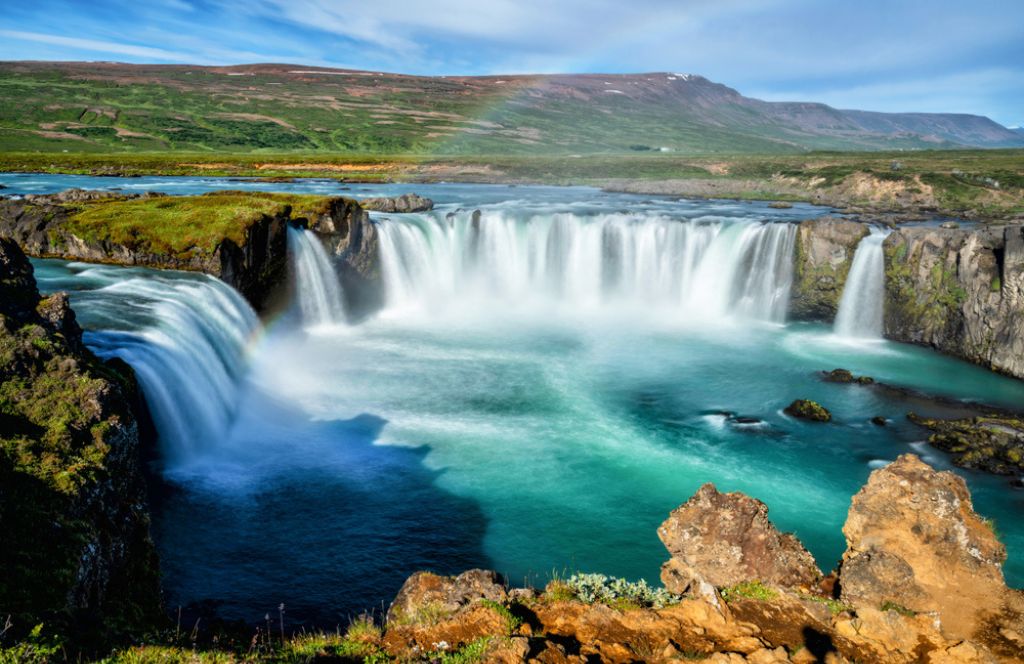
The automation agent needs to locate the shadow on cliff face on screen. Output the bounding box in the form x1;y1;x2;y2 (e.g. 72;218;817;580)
147;396;490;630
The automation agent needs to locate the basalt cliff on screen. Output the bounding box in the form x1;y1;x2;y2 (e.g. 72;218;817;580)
791;217;1024;381
0;190;383;313
0;238;162;648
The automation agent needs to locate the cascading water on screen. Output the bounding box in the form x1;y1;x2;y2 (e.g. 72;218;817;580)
375;210;797;322
77;271;260;465
834;227;892;338
287;226;346;327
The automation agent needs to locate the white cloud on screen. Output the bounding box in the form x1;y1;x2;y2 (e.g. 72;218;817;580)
0;29;196;61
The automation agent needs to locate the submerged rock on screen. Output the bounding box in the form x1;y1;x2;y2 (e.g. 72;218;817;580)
768;201;793;209
839;454;1007;639
784;399;832;422
658;483;821;593
821;368;874;384
871;415;888;426
908;412;1024;475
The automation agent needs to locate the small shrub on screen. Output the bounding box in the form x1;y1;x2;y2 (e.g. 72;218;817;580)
556;573;680;609
432;637;492;664
0;625;63;664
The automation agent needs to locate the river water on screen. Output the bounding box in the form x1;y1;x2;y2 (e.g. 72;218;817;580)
7;173;1023;627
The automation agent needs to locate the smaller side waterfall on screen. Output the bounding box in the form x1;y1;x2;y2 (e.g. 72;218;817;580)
834;227;892;338
288;227;346;327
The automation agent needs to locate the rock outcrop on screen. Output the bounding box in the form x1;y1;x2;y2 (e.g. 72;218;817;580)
657;484;821;594
884;224;1024;379
360;193;434;213
909;412;1024;475
789;217;869;321
0;238;161;644
298;196;383;317
839;454;1009;639
371;454;1022;663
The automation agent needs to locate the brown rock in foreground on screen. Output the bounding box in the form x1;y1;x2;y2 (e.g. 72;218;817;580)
373;454;1022;662
658;483;821;593
839;454;1007;639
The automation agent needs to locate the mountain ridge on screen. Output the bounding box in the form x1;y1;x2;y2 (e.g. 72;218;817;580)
0;61;1020;154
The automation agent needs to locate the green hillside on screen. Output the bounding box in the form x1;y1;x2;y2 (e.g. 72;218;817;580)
1;62;1021;156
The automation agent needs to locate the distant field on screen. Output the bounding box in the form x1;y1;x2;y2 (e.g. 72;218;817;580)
3;149;1023;219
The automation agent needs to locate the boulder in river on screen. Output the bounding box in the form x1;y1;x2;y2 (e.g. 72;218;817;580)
360;193;434;213
784;399;832;422
658;483;821;593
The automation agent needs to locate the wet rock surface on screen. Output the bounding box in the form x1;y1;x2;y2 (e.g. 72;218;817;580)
784;399;832;422
909;412;1024;475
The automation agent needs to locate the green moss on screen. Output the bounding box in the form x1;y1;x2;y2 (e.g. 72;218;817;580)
784;399;832;422
800;594;852;615
62;191;333;256
478;599;522;635
880;601;917;617
720;581;778;602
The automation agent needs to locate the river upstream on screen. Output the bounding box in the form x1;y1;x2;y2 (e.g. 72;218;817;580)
4;173;1023;627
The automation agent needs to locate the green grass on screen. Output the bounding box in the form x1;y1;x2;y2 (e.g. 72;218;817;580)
720;581;779;602
61;192;334;255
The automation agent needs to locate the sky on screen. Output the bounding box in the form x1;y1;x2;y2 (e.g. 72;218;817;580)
1;0;1021;126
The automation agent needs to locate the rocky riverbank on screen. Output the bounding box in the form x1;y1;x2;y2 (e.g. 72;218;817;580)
0;238;162;648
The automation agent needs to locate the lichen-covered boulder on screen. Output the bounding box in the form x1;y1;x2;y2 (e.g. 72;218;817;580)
839;454;1007;639
386;569;507;625
658;483;821;593
784;399;832;422
383;569;508;658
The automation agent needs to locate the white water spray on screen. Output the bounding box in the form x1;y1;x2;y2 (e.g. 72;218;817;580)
375;210;797;322
83;274;259;465
834;227;892;338
288;226;346;327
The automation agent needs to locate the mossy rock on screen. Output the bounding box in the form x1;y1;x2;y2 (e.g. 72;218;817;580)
785;399;832;422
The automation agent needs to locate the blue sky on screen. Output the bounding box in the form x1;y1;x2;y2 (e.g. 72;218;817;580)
1;0;1021;126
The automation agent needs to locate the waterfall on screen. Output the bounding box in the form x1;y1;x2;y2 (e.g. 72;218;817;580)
834;227;892;338
375;210;797;322
83;274;259;465
288;226;346;327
